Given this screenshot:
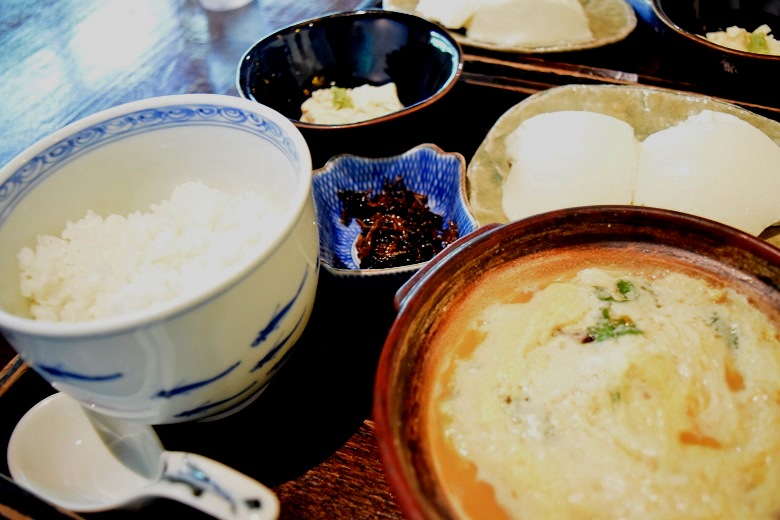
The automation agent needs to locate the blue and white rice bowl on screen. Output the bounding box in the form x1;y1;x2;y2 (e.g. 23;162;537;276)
0;94;319;424
312;143;478;282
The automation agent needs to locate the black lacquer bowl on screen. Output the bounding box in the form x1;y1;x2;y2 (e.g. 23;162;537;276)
236;9;463;167
631;0;780;94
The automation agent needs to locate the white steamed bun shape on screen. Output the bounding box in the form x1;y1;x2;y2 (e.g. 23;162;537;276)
466;0;593;46
501;110;640;221
634;110;780;235
415;0;480;29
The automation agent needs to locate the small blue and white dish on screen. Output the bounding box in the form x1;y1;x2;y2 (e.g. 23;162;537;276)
312;144;478;283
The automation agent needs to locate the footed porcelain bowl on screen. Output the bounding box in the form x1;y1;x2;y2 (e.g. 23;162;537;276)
0;94;319;424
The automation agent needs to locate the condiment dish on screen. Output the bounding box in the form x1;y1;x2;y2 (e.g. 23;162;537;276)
236;9;463;167
312;143;478;287
628;0;780;92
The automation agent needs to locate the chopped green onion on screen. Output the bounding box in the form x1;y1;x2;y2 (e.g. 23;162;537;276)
587;307;643;342
595;280;638;302
332;87;353;109
748;30;769;53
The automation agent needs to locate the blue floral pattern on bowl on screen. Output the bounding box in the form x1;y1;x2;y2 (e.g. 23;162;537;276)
0;104;300;222
0;94;320;424
1;106;308;422
312;144;479;277
22;264;315;422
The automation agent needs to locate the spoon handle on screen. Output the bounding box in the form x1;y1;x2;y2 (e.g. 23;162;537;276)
152;451;279;520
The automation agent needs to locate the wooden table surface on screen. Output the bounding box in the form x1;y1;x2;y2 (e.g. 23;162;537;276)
1;1;779;519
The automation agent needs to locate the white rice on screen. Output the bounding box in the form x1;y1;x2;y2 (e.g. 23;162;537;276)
18;181;284;322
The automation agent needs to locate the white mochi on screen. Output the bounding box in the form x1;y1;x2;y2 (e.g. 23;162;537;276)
634;110;780;235
501;111;640;221
466;0;593;46
416;0;480;29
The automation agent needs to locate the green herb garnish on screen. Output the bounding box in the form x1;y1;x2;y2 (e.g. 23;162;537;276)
595;280;638;302
332;87;354;110
587;307;643;342
748;30;770;53
710;313;740;349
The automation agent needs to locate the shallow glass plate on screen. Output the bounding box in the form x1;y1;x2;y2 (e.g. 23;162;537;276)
382;0;637;53
466;84;780;242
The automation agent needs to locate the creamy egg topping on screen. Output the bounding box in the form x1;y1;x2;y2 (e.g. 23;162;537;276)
429;267;780;519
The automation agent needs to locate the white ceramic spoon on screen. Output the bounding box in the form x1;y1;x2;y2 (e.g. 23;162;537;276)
7;392;280;519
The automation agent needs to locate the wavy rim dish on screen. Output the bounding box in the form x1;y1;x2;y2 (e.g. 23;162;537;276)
382;0;637;53
466;84;780;240
312;143;478;278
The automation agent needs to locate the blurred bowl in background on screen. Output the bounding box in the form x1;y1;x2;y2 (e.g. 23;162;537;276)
311;144;478;290
0;94;319;424
384;0;638;53
236;9;463;167
629;0;780;88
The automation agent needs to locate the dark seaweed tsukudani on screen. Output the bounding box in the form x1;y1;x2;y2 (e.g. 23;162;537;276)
338;177;458;269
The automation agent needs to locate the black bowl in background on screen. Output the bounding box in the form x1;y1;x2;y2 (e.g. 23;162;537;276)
656;0;780;39
236;9;463;168
648;0;779;92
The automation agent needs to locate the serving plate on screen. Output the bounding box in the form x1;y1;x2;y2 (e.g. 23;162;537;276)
382;0;637;53
466;84;780;243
